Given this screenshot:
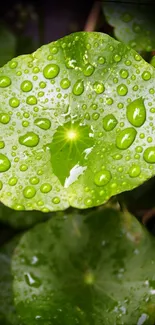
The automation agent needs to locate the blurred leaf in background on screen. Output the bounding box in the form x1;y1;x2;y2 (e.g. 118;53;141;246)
0;24;16;67
103;0;155;52
12;208;155;325
0;235;22;325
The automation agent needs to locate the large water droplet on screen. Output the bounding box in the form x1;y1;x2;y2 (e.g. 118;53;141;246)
40;183;52;193
24;272;41;288
23;186;36;199
117;84;128;96
19;132;39;147
126;97;146;127
60;78;71;89
116;127;137;150
120;69;129;79
94;170;111;186
142;71;151;81
34;118;51;130
93;81;105;94
0;154;11;172
9;61;17;69
102;114;118;131
43;64;60;79
26;96;37;105
21;80;33;92
30;177;39;185
128;165;141;177
143;147;155;163
83;64;95;76
9;177;18;186
9;97;20;108
72;80;84;96
0;76;11;87
113;54;122;62
0;113;10;124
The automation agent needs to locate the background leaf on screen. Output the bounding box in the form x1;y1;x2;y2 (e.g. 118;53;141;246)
0;236;22;324
1;32;155;211
0;202;51;229
0;25;16;67
103;0;155;52
12;208;155;325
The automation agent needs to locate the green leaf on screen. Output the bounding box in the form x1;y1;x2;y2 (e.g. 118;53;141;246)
0;202;51;229
0;25;16;67
103;0;155;51
150;56;155;68
1;31;155;211
0;236;22;324
12;208;155;324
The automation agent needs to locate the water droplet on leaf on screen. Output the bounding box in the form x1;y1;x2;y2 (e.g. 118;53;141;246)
19;132;39;147
0;154;11;172
128;165;141;177
0;113;10;124
23;186;36;199
34;118;51;130
94;170;111;186
103;114;118;131
72;80;84;96
143;147;155;163
126;97;146;127
43;64;60;79
21;80;33;92
117;84;128;96
116;127;137;150
0;76;11;87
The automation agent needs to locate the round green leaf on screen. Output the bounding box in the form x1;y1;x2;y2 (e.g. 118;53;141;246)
0;236;22;324
103;0;155;51
12;209;155;324
1;32;155;211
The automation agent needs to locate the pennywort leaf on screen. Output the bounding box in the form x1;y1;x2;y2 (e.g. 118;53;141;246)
12;208;155;325
0;32;155;211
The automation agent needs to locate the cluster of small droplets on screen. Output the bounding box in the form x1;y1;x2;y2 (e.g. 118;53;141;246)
0;31;155;210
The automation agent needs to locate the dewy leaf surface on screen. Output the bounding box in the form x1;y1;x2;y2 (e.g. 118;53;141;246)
103;0;155;52
12;208;155;325
1;32;155;211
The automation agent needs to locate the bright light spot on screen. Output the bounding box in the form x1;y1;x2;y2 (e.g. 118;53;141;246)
84;270;95;285
66;129;78;140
